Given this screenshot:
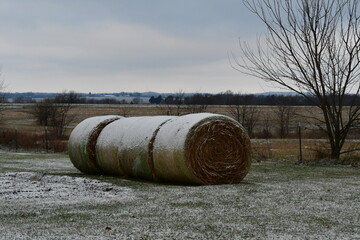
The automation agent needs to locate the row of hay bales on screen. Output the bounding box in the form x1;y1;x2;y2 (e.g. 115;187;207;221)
68;113;251;185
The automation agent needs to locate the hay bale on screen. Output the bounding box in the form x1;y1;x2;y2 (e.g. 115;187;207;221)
68;115;122;174
69;113;251;185
96;116;174;179
153;113;251;184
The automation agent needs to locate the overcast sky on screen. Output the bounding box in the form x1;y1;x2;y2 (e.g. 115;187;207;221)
0;0;272;94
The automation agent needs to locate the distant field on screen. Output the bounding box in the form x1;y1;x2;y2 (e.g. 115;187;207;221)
0;151;359;239
1;103;360;162
0;103;326;136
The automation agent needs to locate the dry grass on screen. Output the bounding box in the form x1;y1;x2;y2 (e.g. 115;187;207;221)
252;139;360;164
0;104;325;131
1;103;359;162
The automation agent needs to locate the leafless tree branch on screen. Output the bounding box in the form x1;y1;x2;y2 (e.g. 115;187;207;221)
233;0;360;158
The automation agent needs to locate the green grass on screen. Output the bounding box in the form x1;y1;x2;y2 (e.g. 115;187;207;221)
0;151;359;239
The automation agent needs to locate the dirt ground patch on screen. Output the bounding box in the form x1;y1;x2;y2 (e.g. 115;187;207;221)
0;151;359;239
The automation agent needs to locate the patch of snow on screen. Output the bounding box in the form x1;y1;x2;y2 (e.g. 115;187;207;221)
0;172;134;204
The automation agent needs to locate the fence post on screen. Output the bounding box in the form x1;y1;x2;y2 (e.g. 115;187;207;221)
298;122;303;163
44;126;49;153
14;129;18;151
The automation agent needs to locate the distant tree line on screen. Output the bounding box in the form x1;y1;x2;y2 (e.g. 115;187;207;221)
150;92;360;106
6;91;360;106
9;94;140;105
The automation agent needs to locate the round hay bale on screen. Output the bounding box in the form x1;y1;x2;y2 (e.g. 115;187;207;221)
68;115;122;174
68;113;251;185
153;113;251;184
96;116;174;179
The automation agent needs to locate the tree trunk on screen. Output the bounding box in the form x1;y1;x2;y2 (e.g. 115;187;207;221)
330;147;341;160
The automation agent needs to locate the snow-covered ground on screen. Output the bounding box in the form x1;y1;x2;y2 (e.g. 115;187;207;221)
0;151;359;239
0;172;133;203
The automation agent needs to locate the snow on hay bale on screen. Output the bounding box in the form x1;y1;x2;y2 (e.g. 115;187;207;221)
68;113;251;185
96;116;173;179
68;115;122;174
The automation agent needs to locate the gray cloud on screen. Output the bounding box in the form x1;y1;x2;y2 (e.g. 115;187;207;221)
0;0;266;93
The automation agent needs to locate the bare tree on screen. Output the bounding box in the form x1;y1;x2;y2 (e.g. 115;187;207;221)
32;98;55;127
229;95;259;138
231;0;360;159
229;93;248;123
118;106;132;117
184;93;208;114
164;90;186;116
243;106;260;138
52;91;78;137
32;91;77;138
0;79;7;121
229;104;242;124
173;90;185;116
275;104;295;138
261;112;272;139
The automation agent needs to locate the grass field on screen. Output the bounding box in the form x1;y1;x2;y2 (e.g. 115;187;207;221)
0;151;359;239
2;103;360;162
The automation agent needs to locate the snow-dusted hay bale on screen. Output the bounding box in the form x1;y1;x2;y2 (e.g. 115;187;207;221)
96;116;174;179
153;113;251;184
68;113;251;185
68;115;122;174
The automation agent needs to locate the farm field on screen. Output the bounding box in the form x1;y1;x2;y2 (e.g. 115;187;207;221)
1;103;359;162
0;151;359;239
1;103;316;127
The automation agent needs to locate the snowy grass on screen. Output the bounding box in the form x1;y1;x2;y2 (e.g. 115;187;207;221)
0;151;359;239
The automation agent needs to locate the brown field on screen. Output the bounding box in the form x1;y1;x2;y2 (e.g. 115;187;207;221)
1;103;359;163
